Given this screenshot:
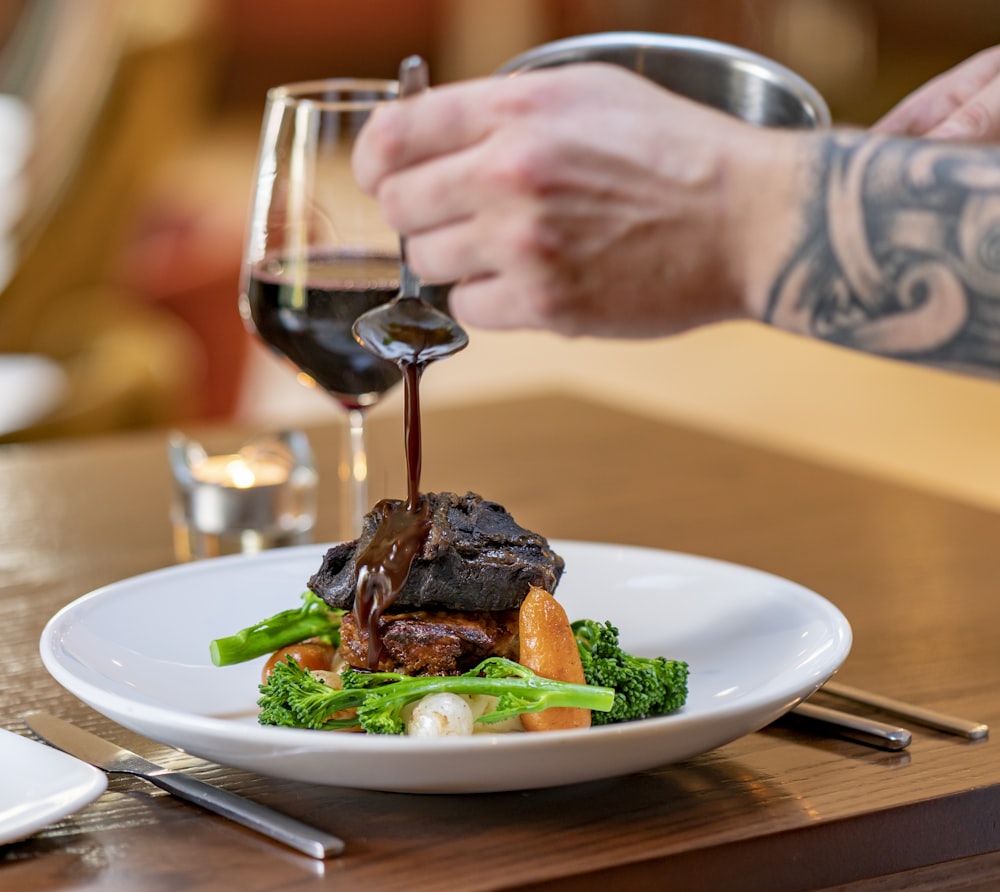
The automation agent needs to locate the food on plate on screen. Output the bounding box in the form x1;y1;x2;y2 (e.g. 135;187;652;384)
209;493;689;736
257;654;615;733
262;641;336;680
210;591;337;668
518;587;590;731
311;491;564;613
572;619;689;724
310;491;564;676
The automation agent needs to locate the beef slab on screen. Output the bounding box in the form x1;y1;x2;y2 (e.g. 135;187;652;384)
338;608;521;675
309;491;565;612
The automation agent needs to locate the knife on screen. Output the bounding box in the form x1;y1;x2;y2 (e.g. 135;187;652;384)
23;711;345;859
787;701;912;751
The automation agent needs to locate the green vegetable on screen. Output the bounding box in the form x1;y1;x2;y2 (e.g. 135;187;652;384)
209;591;344;667
572;619;689;725
257;655;616;734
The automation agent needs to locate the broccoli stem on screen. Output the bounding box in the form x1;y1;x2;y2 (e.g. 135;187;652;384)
363;673;614;727
210;591;343;667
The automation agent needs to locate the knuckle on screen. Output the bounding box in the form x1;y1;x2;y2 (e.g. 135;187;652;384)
360;108;407;173
374;178;407;230
504;209;563;265
504;243;574;316
524;278;578;330
402;234;435;277
955;100;996;138
486;78;547;118
405;233;457;283
487;138;560;196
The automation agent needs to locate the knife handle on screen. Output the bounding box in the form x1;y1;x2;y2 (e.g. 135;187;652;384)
146;770;345;859
789;702;912;751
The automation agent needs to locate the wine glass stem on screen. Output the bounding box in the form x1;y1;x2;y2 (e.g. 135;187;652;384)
340;407;368;540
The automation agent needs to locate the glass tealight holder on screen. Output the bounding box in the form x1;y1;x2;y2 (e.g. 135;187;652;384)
168;430;318;561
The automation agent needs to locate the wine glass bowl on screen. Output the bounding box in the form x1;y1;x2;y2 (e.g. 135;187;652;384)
240;78;444;538
244;251;404;410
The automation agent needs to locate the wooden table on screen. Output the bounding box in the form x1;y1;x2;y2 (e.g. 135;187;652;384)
1;393;998;891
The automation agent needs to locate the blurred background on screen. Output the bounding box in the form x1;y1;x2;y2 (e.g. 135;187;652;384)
3;0;1000;509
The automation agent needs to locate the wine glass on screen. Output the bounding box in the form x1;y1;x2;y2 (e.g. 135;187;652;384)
239;78;445;540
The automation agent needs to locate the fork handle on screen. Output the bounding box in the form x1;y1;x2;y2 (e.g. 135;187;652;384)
822;681;989;740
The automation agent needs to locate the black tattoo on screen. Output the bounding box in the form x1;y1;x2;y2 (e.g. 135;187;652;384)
766;134;1000;374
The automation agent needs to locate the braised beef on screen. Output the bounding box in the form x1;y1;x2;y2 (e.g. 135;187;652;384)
309;491;564;612
338;608;520;675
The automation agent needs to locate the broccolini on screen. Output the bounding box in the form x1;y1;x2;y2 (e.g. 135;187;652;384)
210;591;344;667
257;655;616;734
572;619;689;724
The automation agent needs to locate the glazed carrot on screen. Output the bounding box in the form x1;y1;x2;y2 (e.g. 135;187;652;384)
518;587;590;731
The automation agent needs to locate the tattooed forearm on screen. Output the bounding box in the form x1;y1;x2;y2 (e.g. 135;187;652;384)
766;133;1000;374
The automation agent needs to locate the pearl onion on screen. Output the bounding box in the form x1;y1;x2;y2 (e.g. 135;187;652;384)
407;693;475;737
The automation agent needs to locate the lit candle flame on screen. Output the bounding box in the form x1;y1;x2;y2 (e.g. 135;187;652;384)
192;454;289;489
226;458;258;489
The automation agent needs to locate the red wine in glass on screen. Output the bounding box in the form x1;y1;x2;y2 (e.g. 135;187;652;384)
245;252;451;409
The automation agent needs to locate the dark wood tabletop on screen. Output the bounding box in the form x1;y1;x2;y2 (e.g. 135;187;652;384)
1;392;998;891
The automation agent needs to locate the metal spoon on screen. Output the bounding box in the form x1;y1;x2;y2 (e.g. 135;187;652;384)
352;55;469;364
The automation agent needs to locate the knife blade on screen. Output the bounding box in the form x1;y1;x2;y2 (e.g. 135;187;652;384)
23;711;345;859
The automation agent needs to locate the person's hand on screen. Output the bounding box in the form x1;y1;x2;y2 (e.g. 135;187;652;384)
873;45;1000;142
353;64;799;337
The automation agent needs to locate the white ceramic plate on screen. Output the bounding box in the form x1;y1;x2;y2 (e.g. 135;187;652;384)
39;542;851;793
0;727;107;845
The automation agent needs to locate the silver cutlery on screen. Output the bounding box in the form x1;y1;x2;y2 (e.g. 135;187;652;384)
784;681;990;751
821;681;989;741
23;711;345;859
790;701;912;751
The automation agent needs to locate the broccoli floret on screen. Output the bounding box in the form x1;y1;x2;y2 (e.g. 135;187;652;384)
256;657;366;729
210;591;344;667
572;619;689;725
257;655;615;734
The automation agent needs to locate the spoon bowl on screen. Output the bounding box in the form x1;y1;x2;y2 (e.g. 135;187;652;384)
351;55;469;365
353;291;469;363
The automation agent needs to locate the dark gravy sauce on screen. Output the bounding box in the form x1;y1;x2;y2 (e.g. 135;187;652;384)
352;325;456;668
